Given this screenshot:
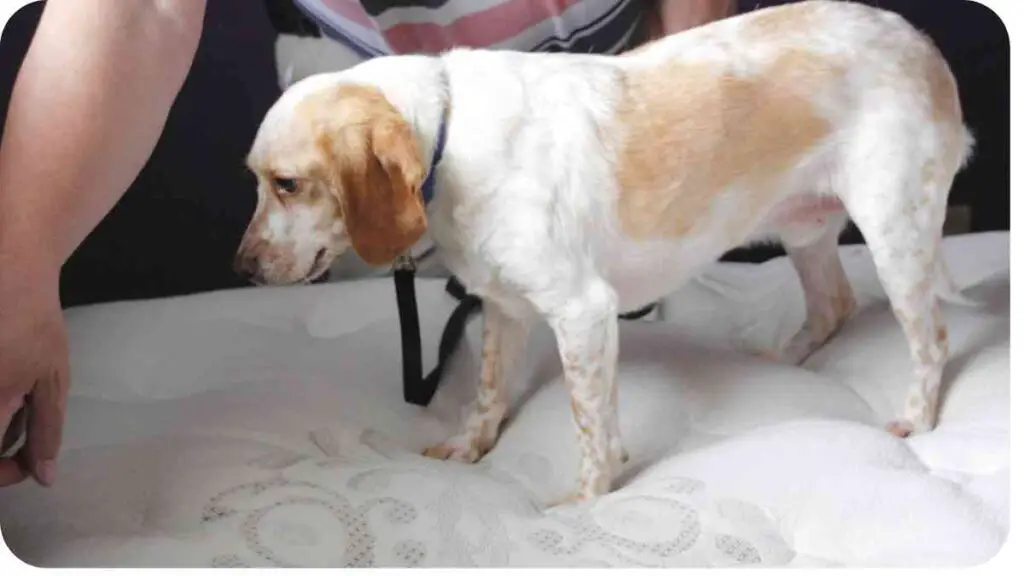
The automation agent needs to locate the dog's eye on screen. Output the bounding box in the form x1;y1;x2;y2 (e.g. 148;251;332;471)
274;177;298;195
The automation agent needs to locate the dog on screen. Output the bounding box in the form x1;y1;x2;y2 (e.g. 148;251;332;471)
235;0;974;502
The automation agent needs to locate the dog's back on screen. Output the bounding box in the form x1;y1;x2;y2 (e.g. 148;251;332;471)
437;1;970;302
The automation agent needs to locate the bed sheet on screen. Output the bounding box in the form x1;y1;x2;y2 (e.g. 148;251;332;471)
0;232;1009;567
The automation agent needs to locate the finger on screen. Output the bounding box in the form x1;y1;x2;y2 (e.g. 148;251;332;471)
2;406;27;456
0;458;28;487
25;367;68;487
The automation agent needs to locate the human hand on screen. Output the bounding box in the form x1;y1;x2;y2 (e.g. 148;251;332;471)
0;270;69;488
0;0;208;489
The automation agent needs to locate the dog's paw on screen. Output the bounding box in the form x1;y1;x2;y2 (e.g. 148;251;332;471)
546;475;615;509
885;418;934;438
754;349;782;363
422;438;482;463
740;346;797;365
613;445;630;466
885;421;914;438
546;490;590;509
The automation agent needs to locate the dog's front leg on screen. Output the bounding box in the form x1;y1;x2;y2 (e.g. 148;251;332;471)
548;282;624;502
424;300;528;463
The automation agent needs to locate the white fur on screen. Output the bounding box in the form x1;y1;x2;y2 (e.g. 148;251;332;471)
248;1;974;502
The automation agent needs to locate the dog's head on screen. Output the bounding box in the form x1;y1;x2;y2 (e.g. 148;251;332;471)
235;78;428;284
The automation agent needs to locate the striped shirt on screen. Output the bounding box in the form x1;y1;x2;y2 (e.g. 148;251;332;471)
291;0;652;58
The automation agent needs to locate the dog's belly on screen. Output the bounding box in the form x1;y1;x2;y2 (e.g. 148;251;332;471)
604;194;846;312
604;234;728;313
434;191;844;319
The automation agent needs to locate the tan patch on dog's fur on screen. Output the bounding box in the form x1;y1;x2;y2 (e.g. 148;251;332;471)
298;85;428;266
613;50;839;239
921;47;961;125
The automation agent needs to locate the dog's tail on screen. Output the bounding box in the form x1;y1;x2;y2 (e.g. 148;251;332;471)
933;252;980;307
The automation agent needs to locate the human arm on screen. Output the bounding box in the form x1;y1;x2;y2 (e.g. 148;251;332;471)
649;0;737;37
0;0;207;487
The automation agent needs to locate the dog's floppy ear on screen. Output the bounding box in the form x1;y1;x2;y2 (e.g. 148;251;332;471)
323;108;428;267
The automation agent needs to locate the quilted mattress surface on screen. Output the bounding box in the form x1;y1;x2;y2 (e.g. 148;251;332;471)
0;232;1010;568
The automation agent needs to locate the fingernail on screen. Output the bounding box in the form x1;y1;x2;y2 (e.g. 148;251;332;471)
35;460;56;486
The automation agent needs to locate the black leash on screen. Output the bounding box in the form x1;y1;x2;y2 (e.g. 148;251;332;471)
394;256;482;407
618;302;657;320
394;260;657;407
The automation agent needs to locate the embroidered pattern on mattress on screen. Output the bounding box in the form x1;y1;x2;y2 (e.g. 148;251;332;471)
198;428;794;567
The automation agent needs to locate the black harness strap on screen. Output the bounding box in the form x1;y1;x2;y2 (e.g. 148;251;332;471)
395;266;657;407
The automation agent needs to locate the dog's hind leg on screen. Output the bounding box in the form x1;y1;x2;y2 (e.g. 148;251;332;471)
840;131;965;437
856;223;950;438
773;209;857;365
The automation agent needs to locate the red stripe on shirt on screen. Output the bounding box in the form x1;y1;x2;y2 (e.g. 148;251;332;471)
321;0;378;30
383;0;582;53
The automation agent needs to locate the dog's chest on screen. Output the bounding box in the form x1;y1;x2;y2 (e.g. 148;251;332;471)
425;208;501;295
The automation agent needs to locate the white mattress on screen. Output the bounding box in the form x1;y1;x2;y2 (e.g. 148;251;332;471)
0;232;1009;568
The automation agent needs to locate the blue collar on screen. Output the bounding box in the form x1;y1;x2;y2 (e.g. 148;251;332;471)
420;115;447;206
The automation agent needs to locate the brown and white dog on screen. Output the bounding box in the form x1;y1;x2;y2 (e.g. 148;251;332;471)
235;0;974;502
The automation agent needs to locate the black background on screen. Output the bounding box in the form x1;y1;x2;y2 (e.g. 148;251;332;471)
0;0;1010;308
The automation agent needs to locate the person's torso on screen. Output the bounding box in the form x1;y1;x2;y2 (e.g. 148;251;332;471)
291;0;651;57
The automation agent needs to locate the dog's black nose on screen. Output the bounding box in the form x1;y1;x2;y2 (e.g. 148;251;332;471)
233;251;259;279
